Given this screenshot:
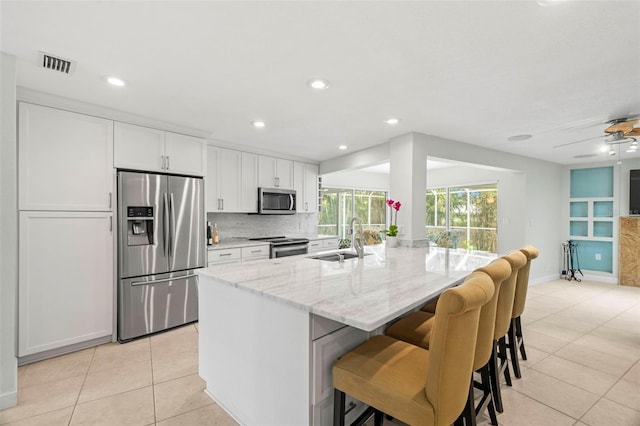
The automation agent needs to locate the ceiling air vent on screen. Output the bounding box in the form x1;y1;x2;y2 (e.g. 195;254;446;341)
38;51;76;75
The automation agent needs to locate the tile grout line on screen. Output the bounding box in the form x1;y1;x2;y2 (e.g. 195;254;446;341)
149;337;158;426
68;347;97;426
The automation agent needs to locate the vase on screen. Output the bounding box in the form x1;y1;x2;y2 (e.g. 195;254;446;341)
386;236;398;248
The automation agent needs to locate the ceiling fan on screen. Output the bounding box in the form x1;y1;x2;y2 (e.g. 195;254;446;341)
552;116;640;150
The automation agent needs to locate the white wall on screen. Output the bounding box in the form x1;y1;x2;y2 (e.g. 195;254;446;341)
321;170;389;190
320;132;564;282
0;52;18;409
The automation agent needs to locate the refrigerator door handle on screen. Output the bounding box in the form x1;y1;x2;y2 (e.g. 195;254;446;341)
163;193;170;257
170;193;176;259
130;274;199;286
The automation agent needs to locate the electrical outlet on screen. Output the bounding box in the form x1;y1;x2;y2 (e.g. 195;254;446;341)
595;253;602;261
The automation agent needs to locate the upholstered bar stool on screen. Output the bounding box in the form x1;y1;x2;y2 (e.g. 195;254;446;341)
491;250;527;413
386;260;511;426
333;272;494;426
506;245;539;379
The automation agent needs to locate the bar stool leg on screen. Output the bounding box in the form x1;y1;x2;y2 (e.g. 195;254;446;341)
508;319;522;379
480;363;499;425
489;341;504;413
374;409;384;426
516;316;527;360
334;388;345;426
498;336;512;386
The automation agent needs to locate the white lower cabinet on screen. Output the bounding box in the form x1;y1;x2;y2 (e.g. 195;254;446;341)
18;211;113;356
241;245;269;261
308;237;339;253
207;248;241;266
311;321;369;424
207;244;269;266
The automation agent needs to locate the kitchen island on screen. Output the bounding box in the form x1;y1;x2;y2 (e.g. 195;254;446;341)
197;246;495;426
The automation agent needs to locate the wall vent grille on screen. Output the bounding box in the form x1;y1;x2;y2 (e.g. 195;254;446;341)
38;51;76;75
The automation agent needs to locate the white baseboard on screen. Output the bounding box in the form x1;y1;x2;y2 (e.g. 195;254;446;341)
531;272;619;285
0;391;18;410
530;273;561;285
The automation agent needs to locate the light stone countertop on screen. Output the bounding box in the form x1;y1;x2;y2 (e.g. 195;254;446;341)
198;245;496;331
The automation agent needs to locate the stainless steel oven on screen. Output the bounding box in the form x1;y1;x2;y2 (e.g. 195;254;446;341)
249;236;309;258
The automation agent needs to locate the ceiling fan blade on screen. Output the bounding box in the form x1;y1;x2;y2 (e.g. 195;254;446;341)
552;135;604;149
626;129;640;137
605;119;640;134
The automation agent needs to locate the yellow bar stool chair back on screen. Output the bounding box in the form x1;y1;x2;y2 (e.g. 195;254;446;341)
332;271;494;426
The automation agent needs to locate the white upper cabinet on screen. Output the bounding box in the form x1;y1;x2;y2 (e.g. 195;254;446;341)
113;122;164;172
258;155;293;190
164;132;206;176
241;152;258;213
294;162;319;213
206;146;241;212
19;103;114;211
114;122;205;176
206;148;258;213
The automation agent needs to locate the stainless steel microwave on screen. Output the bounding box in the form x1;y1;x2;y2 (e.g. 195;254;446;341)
258;187;296;214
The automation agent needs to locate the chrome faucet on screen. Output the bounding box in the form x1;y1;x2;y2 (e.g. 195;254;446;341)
349;217;364;258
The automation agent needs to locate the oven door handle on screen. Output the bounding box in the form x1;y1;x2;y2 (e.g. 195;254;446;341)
272;244;308;254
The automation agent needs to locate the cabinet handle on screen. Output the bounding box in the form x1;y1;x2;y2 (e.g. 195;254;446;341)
161;155;165;169
109;216;112;232
305;202;308;211
221;199;224;210
276;176;280;187
166;155;170;170
251;250;261;253
109;192;112;209
220;253;232;257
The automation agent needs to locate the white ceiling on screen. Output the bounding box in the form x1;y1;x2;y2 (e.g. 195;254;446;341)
2;1;639;166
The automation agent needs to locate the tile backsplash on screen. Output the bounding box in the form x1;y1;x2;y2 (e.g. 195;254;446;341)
206;213;318;239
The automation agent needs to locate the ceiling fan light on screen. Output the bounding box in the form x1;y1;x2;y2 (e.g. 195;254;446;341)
608;149;616;156
600;145;609;152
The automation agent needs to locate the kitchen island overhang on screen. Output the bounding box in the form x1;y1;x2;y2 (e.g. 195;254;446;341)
197;246;496;425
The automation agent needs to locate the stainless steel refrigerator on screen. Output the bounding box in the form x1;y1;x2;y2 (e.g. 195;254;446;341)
117;171;205;342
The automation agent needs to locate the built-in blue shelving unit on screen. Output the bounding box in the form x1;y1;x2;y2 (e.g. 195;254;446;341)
569;166;614;273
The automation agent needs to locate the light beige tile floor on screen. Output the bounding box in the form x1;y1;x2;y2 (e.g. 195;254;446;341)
1;279;639;425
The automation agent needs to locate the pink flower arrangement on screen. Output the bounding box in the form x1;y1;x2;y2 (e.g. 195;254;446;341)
385;199;401;237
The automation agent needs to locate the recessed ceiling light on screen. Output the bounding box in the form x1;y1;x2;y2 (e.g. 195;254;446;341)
338;145;347;150
384;118;401;125
507;134;532;141
106;76;125;87
307;79;330;90
251;120;266;128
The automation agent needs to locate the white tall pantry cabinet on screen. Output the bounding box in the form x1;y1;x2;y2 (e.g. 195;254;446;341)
18;103;114;359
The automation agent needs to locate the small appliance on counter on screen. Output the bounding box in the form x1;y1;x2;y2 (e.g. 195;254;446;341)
117;171;205;342
249;236;309;258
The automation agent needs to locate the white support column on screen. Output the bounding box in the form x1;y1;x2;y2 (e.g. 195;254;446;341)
389;133;428;247
1;52;18;409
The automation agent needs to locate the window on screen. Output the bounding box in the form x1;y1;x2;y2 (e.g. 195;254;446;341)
426;183;497;252
318;188;387;244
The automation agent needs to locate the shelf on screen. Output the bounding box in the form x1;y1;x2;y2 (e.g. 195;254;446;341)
570;201;588;218
593;221;613;238
570;167;613;198
569;221;588;237
593;201;613;218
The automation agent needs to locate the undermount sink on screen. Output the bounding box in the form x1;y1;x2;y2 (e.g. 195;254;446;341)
309;251;370;262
